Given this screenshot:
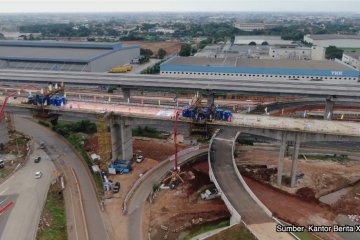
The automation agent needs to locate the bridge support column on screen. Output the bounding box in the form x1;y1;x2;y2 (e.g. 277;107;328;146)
324;97;335;120
122;88;131;102
110;116;133;161
277;132;287;185
0;119;9;148
290;134;301;188
207;93;215;107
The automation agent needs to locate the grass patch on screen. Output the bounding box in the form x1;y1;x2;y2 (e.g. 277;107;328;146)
300;154;349;162
206;223;256;240
66;134;103;192
36;182;67;240
132;126;169;139
183;220;230;240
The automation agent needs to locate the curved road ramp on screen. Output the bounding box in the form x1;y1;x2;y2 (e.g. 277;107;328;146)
209;129;293;240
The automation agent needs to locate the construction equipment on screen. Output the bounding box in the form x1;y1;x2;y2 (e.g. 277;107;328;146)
110;65;133;73
0;84;39;123
162;110;185;189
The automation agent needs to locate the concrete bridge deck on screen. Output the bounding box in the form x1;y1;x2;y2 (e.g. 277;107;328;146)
209;129;293;240
3;96;360;139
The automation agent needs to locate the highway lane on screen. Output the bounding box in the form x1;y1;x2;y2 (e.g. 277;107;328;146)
1;70;360;97
0;144;55;240
14;116;110;240
210;129;292;240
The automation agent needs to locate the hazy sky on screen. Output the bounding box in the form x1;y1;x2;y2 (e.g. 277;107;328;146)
1;0;359;13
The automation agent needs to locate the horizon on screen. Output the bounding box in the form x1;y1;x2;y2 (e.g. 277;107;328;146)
1;0;359;14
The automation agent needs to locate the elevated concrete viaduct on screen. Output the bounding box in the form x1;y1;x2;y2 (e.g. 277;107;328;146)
7;103;360;188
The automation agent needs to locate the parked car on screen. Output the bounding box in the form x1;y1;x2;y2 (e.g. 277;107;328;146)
35;171;42;179
113;182;120;193
34;156;41;163
0;159;4;168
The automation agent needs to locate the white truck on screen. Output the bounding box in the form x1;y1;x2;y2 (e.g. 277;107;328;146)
201;188;221;200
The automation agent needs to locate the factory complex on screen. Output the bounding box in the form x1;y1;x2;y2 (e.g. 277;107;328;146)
160;56;359;81
0;41;140;72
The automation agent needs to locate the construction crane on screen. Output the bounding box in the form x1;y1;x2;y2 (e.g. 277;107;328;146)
0;84;39;123
163;110;185;189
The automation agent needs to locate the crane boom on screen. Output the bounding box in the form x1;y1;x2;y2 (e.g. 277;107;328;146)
0;84;39;123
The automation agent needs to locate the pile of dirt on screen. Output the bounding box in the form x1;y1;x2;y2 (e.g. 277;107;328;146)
147;159;229;240
295;187;318;203
239;165;277;182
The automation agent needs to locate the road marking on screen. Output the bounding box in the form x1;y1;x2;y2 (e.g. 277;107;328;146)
0;201;13;216
0;187;9;196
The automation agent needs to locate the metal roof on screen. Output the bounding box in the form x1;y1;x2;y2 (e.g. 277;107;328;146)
0;46;111;63
163;56;353;71
307;34;360;40
0;41;139;63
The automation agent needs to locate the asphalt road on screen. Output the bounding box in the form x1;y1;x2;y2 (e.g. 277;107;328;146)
0;145;55;240
211;129;270;225
14;116;109;240
127;149;207;240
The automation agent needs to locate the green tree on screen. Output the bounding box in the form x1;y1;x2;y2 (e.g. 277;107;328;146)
179;43;192;56
325;46;344;59
249;41;257;46
157;48;167;59
140;48;153;57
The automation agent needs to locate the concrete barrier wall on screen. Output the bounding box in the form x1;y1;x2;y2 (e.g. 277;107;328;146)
208;129;241;225
231;131;273;217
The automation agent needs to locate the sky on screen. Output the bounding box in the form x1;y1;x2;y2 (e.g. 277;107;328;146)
0;0;359;13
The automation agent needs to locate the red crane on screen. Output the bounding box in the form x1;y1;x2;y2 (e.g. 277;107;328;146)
173;110;181;171
0;84;39;123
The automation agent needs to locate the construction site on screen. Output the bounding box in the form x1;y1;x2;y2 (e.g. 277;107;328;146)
2;80;360;240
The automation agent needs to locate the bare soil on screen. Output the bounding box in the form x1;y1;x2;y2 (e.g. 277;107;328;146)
122;41;182;56
146;160;230;240
236;144;360;239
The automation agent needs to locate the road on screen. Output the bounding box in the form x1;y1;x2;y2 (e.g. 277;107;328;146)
127;149;207;240
210;129;292;240
0;144;55;240
1;69;360;98
14;116;110;240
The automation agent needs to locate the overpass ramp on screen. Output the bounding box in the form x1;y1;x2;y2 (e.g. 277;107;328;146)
209;129;293;240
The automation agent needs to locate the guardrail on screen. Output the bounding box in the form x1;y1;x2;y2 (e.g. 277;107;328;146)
208;129;241;225
231;131;273;217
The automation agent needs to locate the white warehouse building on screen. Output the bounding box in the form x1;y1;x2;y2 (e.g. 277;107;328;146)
342;52;360;70
304;34;360;48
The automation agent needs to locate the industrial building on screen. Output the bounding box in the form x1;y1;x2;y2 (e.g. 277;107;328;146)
234;35;293;46
304;34;360;48
0;41;140;72
342;52;360;70
160;56;359;81
195;42;325;60
269;45;325;60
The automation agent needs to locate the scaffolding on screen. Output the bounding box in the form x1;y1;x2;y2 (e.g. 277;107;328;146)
96;114;111;171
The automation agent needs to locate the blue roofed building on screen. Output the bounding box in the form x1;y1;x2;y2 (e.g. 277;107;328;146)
0;41;140;72
160;56;359;82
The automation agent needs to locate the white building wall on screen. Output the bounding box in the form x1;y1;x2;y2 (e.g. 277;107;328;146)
311;46;325;60
269;47;312;60
342;54;360;70
89;47;140;72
